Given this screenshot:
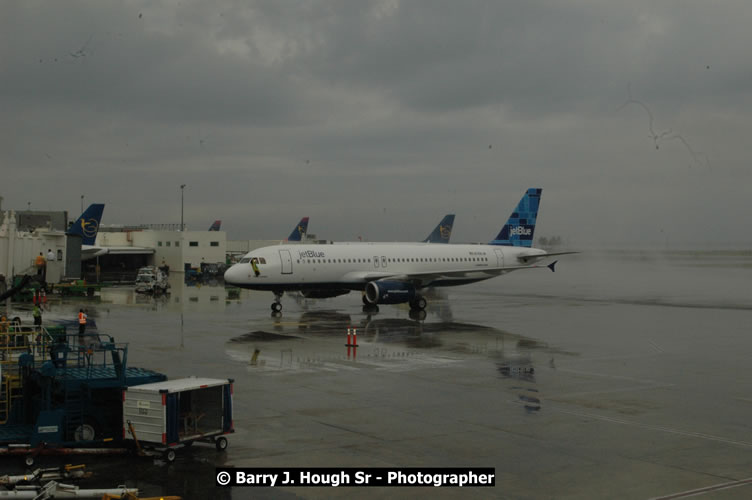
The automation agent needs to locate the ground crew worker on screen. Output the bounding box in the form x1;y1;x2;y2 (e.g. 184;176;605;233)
78;308;86;336
33;304;42;327
35;252;46;277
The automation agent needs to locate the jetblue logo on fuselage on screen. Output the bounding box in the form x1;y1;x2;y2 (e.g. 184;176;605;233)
509;226;531;236
299;250;325;259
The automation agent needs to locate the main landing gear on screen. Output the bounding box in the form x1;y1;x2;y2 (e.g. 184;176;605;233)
408;296;427;320
271;291;283;314
409;295;427;311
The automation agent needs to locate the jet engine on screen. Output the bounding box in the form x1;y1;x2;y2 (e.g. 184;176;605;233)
364;281;416;305
300;289;351;299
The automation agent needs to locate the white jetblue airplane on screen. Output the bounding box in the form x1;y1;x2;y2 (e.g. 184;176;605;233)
224;189;571;312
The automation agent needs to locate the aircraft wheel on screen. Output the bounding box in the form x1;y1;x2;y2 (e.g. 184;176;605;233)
271;302;282;313
24;456;35;467
410;296;427;311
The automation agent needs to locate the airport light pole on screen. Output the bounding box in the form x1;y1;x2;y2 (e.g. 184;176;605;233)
180;184;186;231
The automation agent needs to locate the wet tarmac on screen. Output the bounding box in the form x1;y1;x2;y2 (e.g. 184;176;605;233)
2;250;752;499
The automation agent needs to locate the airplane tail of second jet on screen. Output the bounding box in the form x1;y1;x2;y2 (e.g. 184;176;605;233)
287;217;310;242
208;220;222;231
423;214;455;243
490;188;542;247
67;203;105;245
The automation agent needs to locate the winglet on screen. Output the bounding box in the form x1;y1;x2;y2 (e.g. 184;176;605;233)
547;260;558;273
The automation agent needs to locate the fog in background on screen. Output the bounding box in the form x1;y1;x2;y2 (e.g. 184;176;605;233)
2;1;750;247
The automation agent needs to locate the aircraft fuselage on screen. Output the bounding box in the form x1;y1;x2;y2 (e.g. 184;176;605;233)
224;242;547;292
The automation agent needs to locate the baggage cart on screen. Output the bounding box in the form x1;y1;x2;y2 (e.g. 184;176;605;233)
123;377;233;462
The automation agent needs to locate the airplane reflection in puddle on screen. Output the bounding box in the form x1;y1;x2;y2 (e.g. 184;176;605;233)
226;310;573;400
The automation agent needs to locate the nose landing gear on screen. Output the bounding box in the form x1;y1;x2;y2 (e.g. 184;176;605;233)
271;291;283;313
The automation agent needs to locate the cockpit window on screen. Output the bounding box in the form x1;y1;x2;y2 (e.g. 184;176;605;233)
239;258;250;264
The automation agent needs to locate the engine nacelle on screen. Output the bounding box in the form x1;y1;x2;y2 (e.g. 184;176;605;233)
300;289;351;299
364;281;416;305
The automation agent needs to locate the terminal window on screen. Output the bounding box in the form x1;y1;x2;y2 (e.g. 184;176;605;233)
210;241;219;247
189;241;198;247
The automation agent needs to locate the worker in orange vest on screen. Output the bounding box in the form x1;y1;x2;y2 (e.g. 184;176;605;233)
78;308;87;336
35;252;46;277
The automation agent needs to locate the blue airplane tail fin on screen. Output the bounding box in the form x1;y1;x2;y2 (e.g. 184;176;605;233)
208;220;222;231
67;203;105;245
423;214;455;243
287;217;310;241
490;188;542;247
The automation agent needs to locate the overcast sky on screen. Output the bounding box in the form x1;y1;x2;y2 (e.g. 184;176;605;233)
2;1;750;247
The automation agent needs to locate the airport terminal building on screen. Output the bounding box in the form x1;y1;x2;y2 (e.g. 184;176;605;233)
91;227;227;282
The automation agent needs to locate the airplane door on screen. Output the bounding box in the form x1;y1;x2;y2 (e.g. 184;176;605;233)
374;256;380;268
279;250;293;274
381;256;387;268
494;249;504;268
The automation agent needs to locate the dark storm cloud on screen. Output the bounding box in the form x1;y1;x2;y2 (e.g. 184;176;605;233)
1;0;751;245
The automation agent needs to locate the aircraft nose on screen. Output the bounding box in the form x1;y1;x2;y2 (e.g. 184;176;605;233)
224;264;240;285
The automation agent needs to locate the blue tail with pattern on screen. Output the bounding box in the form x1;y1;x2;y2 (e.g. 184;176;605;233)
67;203;105;246
490;188;542;247
423;214;455;243
287;217;310;241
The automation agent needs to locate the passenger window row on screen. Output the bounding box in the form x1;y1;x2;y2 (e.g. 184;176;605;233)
295;257;489;264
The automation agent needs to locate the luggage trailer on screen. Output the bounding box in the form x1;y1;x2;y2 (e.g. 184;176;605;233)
123;377;234;462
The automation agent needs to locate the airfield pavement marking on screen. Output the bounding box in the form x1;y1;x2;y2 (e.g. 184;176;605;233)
538;403;752;449
648;477;752;499
555;367;668;386
550;382;675;400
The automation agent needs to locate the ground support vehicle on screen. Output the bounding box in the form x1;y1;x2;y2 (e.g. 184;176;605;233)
123;377;233;462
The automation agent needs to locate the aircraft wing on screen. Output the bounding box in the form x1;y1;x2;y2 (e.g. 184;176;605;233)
517;251;579;264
